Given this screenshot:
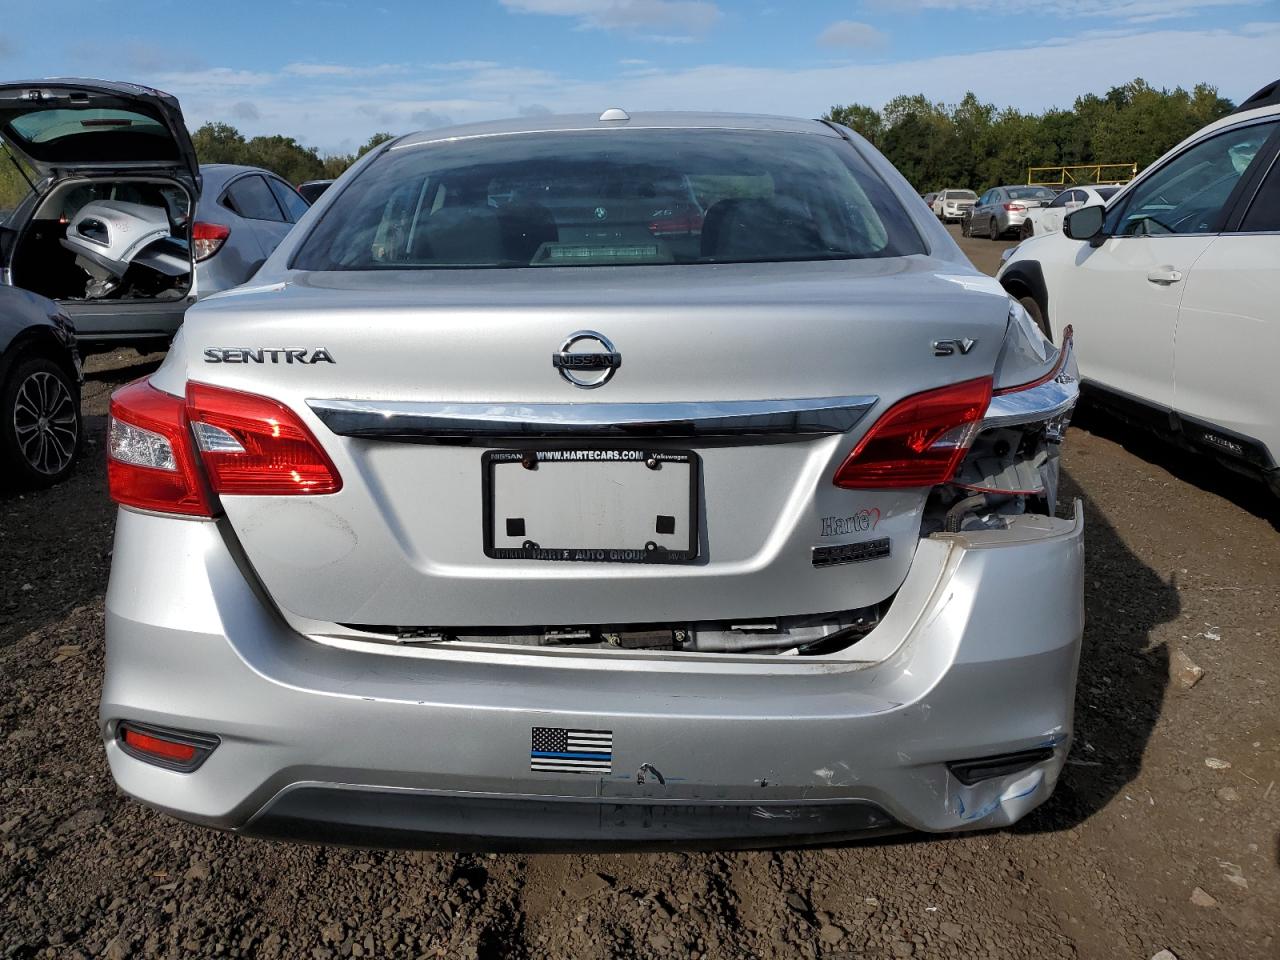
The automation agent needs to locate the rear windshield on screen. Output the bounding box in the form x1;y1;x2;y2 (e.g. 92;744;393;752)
1094;185;1120;200
0;107;178;164
293;129;926;270
1006;186;1057;200
944;190;976;199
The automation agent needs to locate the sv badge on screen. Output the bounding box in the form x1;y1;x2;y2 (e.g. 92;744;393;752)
932;338;978;357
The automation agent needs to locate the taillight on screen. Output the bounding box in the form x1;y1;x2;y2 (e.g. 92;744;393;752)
833;377;993;489
186;382;341;495
649;211;704;236
1002;203;1026;212
108;379;213;516
108;378;341;516
191;221;230;261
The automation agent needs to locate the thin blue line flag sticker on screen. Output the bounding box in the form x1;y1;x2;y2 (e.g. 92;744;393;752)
531;727;613;774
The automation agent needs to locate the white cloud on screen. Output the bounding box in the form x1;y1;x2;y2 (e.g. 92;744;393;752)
150;21;1278;154
817;20;888;50
872;0;1261;24
153;67;275;90
500;0;721;37
282;62;406;77
430;60;502;71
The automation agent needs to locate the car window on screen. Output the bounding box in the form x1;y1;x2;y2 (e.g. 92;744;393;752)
1095;185;1120;201
268;177;310;222
1005;186;1055;201
294;129;928;270
1240;158;1280;232
1049;192;1071;208
944;190;975;200
1109;121;1278;237
225;174;286;222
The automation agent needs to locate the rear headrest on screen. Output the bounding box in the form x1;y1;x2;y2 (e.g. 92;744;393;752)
497;201;558;263
410;206;504;263
700;198;826;260
411;203;560;264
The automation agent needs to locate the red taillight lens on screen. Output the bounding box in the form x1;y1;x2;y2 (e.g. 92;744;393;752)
186;382;341;496
191;221;230;261
649;211;704;236
1002;203;1026;212
108;379;213;516
833;377;993;489
122;728;197;763
117;721;219;771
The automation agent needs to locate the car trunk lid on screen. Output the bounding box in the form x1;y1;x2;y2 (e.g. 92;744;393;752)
167;258;1010;629
0;79;199;188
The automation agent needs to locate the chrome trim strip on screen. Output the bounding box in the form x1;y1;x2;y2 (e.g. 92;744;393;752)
307;396;879;440
982;335;1079;430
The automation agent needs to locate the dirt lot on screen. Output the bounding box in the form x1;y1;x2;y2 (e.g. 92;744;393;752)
2;225;1277;959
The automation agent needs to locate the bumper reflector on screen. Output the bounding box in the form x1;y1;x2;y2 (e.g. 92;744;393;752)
117;721;219;772
947;747;1055;786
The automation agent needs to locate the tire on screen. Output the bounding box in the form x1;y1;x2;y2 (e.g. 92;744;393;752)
0;355;82;488
990;216;1005;241
1018;295;1051;339
1020;221;1034;241
961;218;971;238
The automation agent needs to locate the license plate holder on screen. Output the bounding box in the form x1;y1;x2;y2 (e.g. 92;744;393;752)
483;449;699;562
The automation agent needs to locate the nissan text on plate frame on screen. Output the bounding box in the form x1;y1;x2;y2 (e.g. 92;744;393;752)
101;109;1084;849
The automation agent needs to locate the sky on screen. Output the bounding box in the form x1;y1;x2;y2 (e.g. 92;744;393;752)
0;0;1277;155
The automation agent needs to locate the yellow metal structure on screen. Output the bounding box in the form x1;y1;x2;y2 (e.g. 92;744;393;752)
1027;163;1138;186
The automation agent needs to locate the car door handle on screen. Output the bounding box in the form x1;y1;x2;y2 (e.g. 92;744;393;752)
1147;268;1183;285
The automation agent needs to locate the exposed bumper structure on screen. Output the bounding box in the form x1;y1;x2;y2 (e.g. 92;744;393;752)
101;503;1084;849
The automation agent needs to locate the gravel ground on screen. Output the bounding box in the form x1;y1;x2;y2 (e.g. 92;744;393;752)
2;225;1277;958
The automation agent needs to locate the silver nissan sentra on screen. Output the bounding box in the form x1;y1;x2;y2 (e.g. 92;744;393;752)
101;110;1084;849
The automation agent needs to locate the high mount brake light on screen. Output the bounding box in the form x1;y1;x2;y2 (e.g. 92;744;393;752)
833;377;993;489
107;378;341;516
186;382;342;496
191;221;230;261
108;379;213;516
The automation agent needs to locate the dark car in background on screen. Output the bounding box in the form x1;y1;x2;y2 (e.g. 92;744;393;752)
0;80;309;355
298;179;334;204
0;284;81;486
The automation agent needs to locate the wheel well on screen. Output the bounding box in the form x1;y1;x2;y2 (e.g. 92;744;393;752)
998;261;1051;337
0;328;79;391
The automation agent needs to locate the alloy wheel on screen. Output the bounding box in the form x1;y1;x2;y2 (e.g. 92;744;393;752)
12;370;78;476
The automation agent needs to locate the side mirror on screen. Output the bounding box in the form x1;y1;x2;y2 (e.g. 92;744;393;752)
1064;205;1105;243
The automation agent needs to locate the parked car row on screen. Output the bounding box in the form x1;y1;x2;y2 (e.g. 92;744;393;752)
0;79;315;486
1020;184;1120;239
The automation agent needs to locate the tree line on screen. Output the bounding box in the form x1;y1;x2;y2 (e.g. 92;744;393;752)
825;78;1235;193
189;123;396;185
0;77;1240;212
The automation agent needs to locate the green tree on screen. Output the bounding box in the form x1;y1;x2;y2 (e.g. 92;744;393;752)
824;104;883;146
240;135;326;185
190;122;248;165
827;78;1236;193
357;132;396;157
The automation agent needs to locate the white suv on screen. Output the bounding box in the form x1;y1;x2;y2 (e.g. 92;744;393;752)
999;80;1280;495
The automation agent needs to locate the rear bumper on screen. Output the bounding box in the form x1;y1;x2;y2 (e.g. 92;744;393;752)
100;504;1085;848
